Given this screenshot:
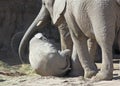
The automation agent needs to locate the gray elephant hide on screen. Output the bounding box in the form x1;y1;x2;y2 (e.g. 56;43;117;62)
29;33;71;76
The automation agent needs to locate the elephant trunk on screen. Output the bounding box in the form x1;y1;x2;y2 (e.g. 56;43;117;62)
57;57;71;76
19;22;42;62
54;49;71;76
19;6;50;63
19;21;45;63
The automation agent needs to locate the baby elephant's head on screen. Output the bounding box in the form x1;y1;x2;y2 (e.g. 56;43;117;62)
29;33;71;77
34;33;48;41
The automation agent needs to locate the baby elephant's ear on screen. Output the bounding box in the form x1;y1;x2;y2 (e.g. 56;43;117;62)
53;0;66;24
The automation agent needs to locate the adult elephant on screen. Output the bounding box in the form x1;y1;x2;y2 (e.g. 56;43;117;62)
55;0;119;81
19;0;83;77
19;0;120;80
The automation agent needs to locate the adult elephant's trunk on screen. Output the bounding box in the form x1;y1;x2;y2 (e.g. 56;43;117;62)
19;5;50;63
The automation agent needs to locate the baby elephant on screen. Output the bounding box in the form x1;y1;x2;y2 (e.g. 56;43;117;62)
29;33;71;76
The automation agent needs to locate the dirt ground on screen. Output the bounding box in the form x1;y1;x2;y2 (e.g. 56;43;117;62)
0;61;120;86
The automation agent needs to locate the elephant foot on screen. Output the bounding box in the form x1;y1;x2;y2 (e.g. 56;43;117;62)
84;69;97;78
91;71;113;81
84;63;98;78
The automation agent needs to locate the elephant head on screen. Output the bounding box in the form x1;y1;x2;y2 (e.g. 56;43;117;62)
29;33;71;76
19;0;67;62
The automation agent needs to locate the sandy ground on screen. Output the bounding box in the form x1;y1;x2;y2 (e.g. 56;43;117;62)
0;62;120;86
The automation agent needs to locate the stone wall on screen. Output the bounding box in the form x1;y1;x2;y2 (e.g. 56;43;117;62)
0;0;59;63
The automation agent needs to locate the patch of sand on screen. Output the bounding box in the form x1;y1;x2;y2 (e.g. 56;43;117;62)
0;62;120;86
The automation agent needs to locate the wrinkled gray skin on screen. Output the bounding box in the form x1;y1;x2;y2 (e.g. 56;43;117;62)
29;33;71;76
95;29;120;61
59;0;120;81
19;0;83;77
19;0;120;80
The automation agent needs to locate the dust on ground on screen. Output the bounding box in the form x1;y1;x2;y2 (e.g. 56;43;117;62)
0;60;120;86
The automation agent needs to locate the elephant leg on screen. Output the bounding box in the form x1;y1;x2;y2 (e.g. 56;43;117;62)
68;28;97;78
58;21;73;51
58;22;83;77
89;8;115;81
91;27;114;80
65;13;97;78
68;44;84;77
92;34;114;81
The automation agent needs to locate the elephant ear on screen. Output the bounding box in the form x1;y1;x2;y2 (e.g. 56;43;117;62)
52;0;66;25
